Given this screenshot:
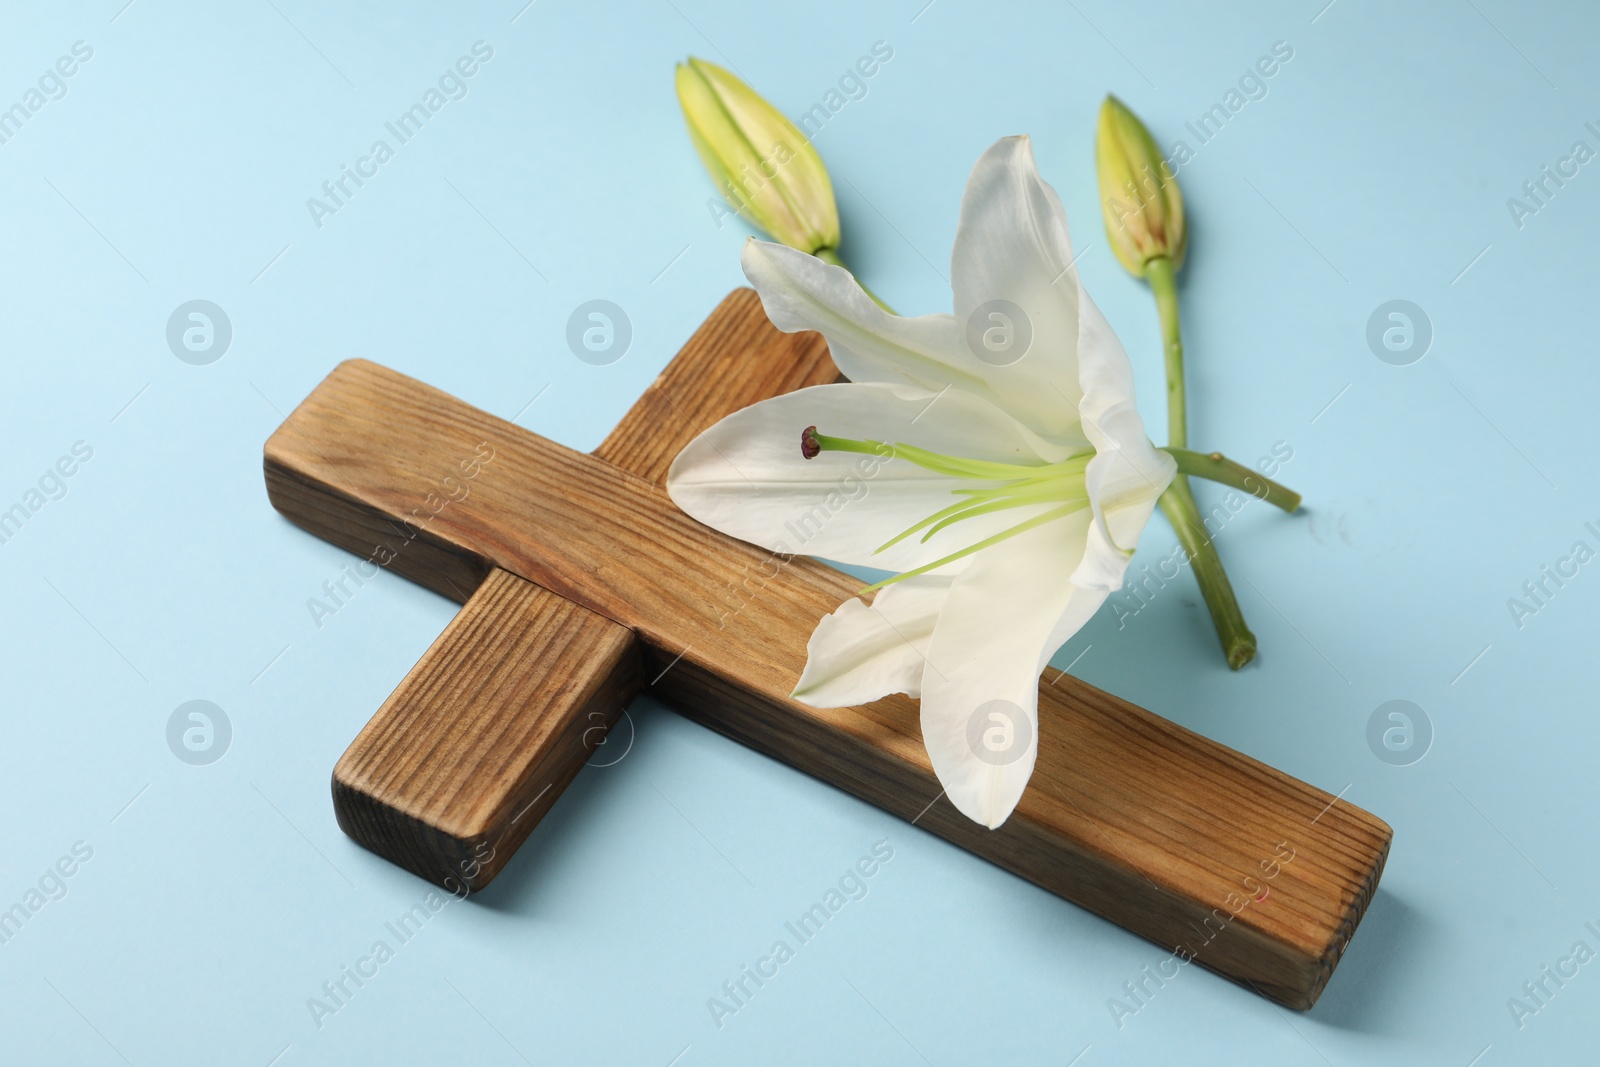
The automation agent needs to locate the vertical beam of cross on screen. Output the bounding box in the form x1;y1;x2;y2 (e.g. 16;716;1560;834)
320;290;838;890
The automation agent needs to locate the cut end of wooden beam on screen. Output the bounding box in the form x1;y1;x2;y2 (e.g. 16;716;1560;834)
332;568;643;891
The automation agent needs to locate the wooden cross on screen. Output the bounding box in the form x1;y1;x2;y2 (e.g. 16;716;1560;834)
263;289;1389;1010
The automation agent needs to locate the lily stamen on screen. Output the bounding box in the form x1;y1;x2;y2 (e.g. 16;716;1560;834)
802;426;1096;577
861;502;1085;593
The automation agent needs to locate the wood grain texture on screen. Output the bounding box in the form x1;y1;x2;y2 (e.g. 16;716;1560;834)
595;288;839;483
263;305;1391;1008
333;569;641;889
321;288;841;895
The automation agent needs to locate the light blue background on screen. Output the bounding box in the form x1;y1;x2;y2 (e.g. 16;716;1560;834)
0;1;1592;1063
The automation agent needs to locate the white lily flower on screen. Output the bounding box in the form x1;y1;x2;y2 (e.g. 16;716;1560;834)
667;136;1176;828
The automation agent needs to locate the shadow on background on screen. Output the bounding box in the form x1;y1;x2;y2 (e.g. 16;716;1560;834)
1309;889;1432;1034
467;698;662;914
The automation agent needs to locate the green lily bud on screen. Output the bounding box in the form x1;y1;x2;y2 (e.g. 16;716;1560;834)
675;57;840;255
1095;95;1186;277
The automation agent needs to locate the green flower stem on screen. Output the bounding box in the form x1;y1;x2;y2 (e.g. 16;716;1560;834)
1162;448;1302;514
815;247;893;312
1145;253;1256;670
1146;255;1186;448
1159;482;1257;670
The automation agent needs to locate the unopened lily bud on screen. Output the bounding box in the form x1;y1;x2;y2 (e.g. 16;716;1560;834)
1095;95;1186;277
675;57;840;255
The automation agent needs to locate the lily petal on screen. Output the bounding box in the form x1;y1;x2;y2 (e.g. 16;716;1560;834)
791;575;952;706
741;241;1058;431
949;135;1089;447
666;381;1064;573
918;513;1106;828
1071;286;1177;590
